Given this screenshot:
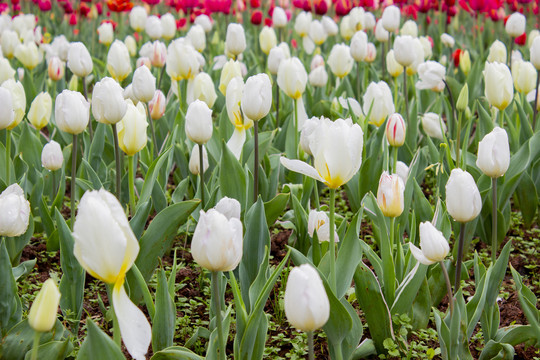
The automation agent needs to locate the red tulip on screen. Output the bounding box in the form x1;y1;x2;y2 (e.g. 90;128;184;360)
251;10;262;24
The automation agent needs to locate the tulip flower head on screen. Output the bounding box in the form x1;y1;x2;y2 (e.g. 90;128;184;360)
116;100;148;156
487;40;507;63
226;23;247;58
214;197;241;220
28;279;61;333
132;65;156;103
92;77;127;125
189;144;209;175
73;189;151;360
48;56;65;81
421;112;446;140
483;62;513;111
362;81;395;127
307;209;339;243
107;40;132;82
512;60;537;95
242;73;272;121
445;168;482;223
410;222;450;265
67;42;93;78
41;140;64;171
185;100;213;145
1;79;26;130
385;113;406;147
531;37;540;70
284;264;330;332
277;57;308;100
55;90;90;135
28;92;52;130
148;90;166;120
327;43;354;79
0;183;31;237
505;12;526;38
476;127;510;178
377;171;405;218
191;209;243;272
281;117;363;189
416;61;446;92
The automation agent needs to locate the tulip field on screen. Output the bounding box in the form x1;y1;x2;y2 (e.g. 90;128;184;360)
2;0;540;359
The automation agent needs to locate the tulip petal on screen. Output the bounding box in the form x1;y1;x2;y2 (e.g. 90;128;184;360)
409;243;435;265
226;128;246;160
112;282;151;360
280;157;324;183
296;97;308;129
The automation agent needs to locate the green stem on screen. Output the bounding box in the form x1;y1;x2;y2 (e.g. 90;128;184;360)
71;134;77;230
307;331;314;360
533;71;540;131
51;170;56;202
390;217;395;248
403;67;409;125
440;261;454;314
454;222;466;292
112;124;122;200
456;110;462;169
275;77;280;128
381;42;386;81
294;98;299;158
5;129;11;183
199;144;205;209
508;38;514;67
146;103;158;159
392;146;398;174
82;77;92;141
491;177;497;263
106;284;121;347
444;80;457;138
31;331;41;360
128;155;135;217
329;188;336;293
211;271;226;360
157;65;166;91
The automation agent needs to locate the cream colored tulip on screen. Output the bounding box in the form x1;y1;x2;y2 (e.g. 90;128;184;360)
116;100;148;156
28;92;52;130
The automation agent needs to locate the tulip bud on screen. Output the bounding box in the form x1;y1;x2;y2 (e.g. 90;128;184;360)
129;6;147;33
362;81;395;127
278;57;308;100
350;31;368;62
385;113;406;147
416;61;446;92
377;171;405;218
116;100;148;156
483;62;513;110
307;209;339;243
214;197;241;220
187;24;206;53
67;42;93;78
55;90;89;135
445;169;482;223
145;15;163;40
136;57;151;69
410;222;450;265
132;65;156;103
92;77;126;125
28;279;61;333
284;264;330;332
124;35;137;57
148;90;166;120
185;100;213;144
512;60;537;94
531;37;540;70
441;33;455;48
97;22;114;46
421;112;446;140
191;209;243;272
2;79;26;130
0;183;30;237
476;127;510;178
339;16;355;41
459;50;471;75
308;66;328;87
381;5;400;32
28;92;52;130
452;84;469;113
48;56;64;81
272;7;288;28
241;73;272;121
107;40;132;82
1;30;20;58
393;35;416;67
259;26;277;55
400;20;418;37
310;55;325;70
188;144;209;175
226;23;246;58
193;72;217;108
14;42;42;70
505;12;526;38
327;43;354;79
487;40;507;63
41;140;64;171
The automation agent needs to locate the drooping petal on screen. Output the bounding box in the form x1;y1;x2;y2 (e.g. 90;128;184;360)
409;243;435;265
112;282;151;360
280;157;324;183
226;128;246;160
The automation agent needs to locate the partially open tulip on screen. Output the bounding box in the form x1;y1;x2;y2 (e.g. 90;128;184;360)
309;20;327;46
309;66;328;87
277;57;308;100
2;79;26;130
0;87;15;130
97;22;114;45
385;113;406;147
28;279;61;333
0;183;30;237
116;100;148;156
363;81;395;127
185;100;213;145
459;50;471;75
284;264;330;332
48;56;64;81
132;65;156;103
129;6;147;32
189;144;209;175
476;127;510;178
140;41;167;68
327;43;354;78
307;209;338;243
28;92;52;130
512;60;537;94
295;12;312;38
73;189;151;360
41;140;63;171
193;72;217;108
226;23;246;58
107;40;132;82
445;168;482;223
484;62;513;110
487;40;507;63
241;73;272;121
219;59;242;95
416;61;446;92
148;90;166;120
14;42;42;70
393;35;416;67
421;112;446;140
505;12;526;38
381;5;400;32
281;117;363;189
167;39;200;81
1;30;20;58
191;209;243;272
410;222;450;265
67;42;93;78
377;171;405;218
92;77;127;125
268;46;287;75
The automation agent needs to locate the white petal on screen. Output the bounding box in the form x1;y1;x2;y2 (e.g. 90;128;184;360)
280;157;324;182
112;283;151;360
226;128;246;160
409;243;435;265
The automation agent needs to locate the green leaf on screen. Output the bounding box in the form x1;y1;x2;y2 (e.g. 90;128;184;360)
0;239;21;336
391;262;428;316
152;269;175;353
24;339;73;360
510;266;540;345
77;319;125;360
335;209;363;299
137;147;173;211
219;140;247;210
263;193;289;227
478;340;515;360
150;346;204;360
12;259;36;282
1;319;68;359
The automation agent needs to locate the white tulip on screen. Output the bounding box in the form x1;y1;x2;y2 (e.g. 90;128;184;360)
410;222;450;265
0;183;30;237
445;169;482;223
476;127;510;178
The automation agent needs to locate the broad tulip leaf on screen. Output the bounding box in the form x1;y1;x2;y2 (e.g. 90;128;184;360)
263;193;289;227
510;266;540;344
1;320;67;360
335;209;363;299
77;319;125;360
478;340;515;360
219;140;247;210
12;259;36;282
151;347;203;360
0;239;21;336
137;146;173;211
152;269;175;352
23;339;73;360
